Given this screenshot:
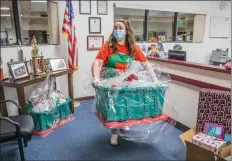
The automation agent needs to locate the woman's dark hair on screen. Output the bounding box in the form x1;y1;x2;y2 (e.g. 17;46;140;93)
107;20;136;57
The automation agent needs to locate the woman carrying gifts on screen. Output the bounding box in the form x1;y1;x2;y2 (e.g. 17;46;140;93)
91;19;157;145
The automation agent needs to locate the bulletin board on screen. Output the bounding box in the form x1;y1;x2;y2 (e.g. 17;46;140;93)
209;16;230;38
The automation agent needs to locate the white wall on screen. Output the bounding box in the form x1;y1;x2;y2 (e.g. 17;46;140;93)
164;81;200;128
1;1;231;115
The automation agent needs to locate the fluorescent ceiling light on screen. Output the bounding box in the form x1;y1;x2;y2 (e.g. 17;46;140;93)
31;1;47;3
1;7;10;10
1;14;11;17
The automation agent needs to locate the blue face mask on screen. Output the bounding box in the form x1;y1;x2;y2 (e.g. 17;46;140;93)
113;29;126;41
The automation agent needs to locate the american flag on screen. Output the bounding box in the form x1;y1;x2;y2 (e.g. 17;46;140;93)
62;0;78;71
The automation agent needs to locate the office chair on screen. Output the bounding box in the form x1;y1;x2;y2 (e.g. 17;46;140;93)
0;100;34;161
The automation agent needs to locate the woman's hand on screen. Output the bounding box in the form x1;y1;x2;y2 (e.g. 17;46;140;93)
151;76;157;82
92;77;100;88
91;59;103;88
143;61;158;82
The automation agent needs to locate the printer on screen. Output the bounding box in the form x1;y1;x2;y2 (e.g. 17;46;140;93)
210;48;229;65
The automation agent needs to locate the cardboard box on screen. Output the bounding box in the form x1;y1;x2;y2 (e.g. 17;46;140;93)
180;128;231;160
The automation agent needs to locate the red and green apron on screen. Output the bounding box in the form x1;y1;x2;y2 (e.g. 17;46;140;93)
101;52;134;79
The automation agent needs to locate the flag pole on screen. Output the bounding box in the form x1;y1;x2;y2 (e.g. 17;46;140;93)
63;0;80;108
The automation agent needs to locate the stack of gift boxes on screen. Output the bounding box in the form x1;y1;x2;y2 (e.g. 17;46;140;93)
191;89;231;157
180;89;231;160
192;131;227;156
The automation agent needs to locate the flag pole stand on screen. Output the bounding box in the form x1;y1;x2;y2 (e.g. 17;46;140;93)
72;70;81;108
74;101;80;108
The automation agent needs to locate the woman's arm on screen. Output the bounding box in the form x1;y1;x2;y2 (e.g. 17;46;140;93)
92;43;108;82
134;44;157;82
91;59;103;80
144;61;158;82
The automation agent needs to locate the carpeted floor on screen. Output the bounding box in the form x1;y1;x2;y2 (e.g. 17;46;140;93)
1;100;186;160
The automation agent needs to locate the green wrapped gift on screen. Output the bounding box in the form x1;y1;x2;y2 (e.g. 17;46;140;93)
95;85;168;122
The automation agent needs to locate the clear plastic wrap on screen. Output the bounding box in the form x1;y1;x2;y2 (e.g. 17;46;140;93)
26;75;72;135
83;60;178;141
28;75;57;113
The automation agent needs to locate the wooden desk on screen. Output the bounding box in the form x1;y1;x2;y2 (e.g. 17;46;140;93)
0;69;74;116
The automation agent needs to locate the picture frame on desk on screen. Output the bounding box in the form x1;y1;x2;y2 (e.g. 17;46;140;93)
87;35;104;50
7;61;30;81
203;123;225;140
49;58;68;72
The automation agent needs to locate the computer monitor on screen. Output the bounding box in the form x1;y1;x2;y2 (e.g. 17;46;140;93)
168;50;186;61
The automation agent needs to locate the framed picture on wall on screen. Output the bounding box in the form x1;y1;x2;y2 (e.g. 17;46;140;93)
87;35;104;50
89;17;101;34
97;0;108;15
8;61;30;81
79;0;91;14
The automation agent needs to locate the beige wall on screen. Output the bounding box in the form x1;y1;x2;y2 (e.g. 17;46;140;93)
164;81;200;128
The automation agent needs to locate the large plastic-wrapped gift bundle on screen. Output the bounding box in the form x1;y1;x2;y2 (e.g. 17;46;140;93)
27;75;72;132
28;75;57;113
83;61;179;142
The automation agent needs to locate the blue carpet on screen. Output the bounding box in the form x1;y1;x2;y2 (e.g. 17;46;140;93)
1;100;186;160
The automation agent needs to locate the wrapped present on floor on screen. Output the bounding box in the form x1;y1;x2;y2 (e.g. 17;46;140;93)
192;133;227;156
27;75;73;136
27;98;72;131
